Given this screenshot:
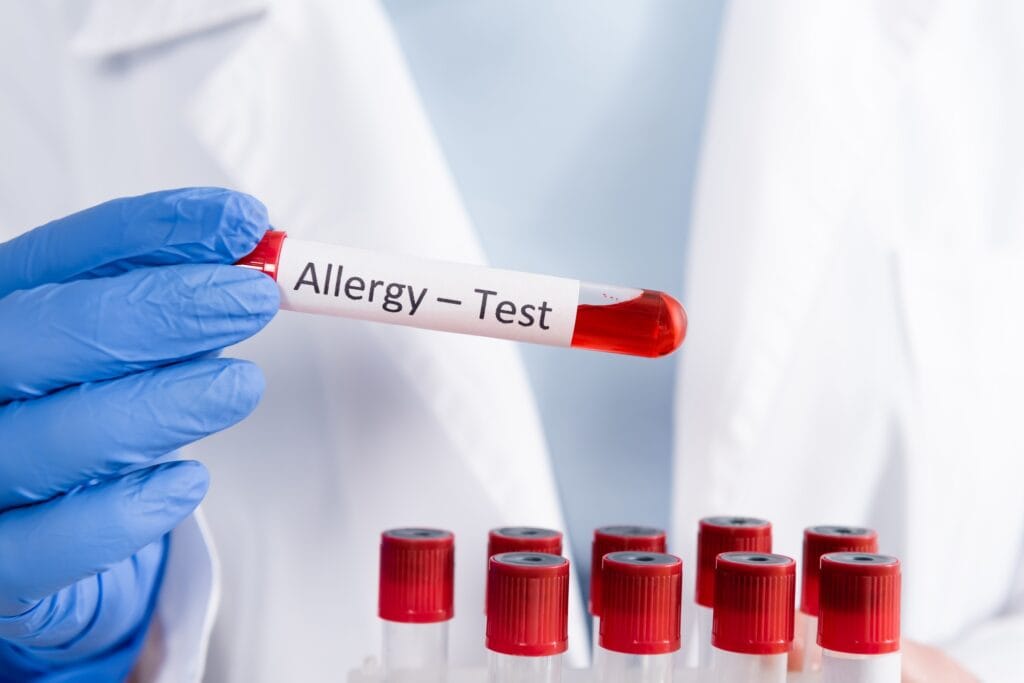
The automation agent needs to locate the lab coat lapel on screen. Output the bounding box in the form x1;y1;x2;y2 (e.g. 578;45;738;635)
675;1;937;514
69;0;268;56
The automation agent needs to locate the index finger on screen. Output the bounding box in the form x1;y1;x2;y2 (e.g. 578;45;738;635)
0;187;268;298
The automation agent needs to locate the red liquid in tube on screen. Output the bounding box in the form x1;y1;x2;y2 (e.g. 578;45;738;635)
571;289;686;358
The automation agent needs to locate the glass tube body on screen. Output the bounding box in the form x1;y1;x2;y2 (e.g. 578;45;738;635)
382;620;448;683
822;649;901;683
799;612;821;672
695;604;714;669
487;651;562;683
712;648;786;683
595;647;673;683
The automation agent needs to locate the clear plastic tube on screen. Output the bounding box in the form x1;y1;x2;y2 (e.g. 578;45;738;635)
488;651;562;683
695;603;713;669
594;648;673;683
382;620;448;683
817;553;900;683
798;526;878;674
377;528;453;682
711;648;787;683
237;232;686;358
821;649;901;683
486;553;568;683
799;612;821;672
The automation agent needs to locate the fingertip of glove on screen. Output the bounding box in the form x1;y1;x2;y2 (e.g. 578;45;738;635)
160;187;271;262
207;358;266;420
230;267;281;333
216;189;271;259
246;267;282;322
144;460;210;510
197;263;280;327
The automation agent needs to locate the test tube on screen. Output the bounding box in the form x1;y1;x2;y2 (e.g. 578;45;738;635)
237;231;686;358
486;527;563;612
797;526;879;673
378;528;454;682
595;552;682;683
711;552;794;683
694;517;772;669
818;553;901;683
486;552;569;683
590;526;667;652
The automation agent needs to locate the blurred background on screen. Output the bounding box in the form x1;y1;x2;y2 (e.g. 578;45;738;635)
384;0;725;591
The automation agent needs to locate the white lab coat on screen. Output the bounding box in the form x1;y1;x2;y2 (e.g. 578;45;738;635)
673;2;1024;681
0;1;1022;682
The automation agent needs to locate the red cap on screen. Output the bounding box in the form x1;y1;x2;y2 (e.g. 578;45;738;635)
801;526;879;617
489;527;563;557
235;230;287;280
599;552;682;655
590;526;667;616
818;553;901;655
378;528;454;623
486;553;569;657
712;552;795;655
696;517;772;608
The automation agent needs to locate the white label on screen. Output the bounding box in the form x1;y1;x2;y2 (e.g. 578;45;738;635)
277;239;581;347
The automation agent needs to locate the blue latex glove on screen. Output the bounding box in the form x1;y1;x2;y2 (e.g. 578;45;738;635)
0;188;279;680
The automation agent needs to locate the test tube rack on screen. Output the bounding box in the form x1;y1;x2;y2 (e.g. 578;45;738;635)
347;663;820;682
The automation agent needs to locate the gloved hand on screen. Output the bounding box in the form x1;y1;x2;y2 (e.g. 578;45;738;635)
0;188;279;680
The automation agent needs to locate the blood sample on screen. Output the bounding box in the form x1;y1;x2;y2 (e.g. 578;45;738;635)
797;526;879;673
486;552;569;683
694;517;772;669
571;286;685;357
818;553;901;683
711;552;795;683
378;528;454;682
590;526;667;652
596;552;682;683
237;231;686;358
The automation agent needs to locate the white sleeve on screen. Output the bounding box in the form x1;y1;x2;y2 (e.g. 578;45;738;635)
945;615;1024;682
130;510;221;683
945;542;1024;682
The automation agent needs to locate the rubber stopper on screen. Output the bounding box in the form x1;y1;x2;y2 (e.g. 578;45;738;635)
818;553;901;655
590;526;666;617
712;552;795;655
599;552;682;655
378;528;454;623
801;526;879;617
486;552;569;657
696;516;772;608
